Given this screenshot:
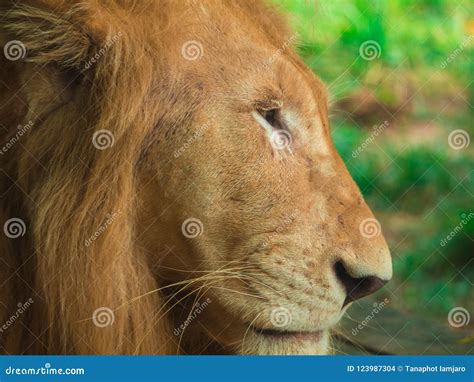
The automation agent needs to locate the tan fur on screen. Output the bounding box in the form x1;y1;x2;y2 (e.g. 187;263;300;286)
0;0;391;355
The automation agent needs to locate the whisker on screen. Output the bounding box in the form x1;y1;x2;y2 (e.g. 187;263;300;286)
241;312;262;354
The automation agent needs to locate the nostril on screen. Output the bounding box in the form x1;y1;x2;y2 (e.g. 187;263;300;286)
334;261;388;307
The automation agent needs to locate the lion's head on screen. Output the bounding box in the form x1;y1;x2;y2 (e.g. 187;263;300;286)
0;0;391;355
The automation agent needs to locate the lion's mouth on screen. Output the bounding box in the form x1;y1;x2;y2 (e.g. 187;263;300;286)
250;326;323;341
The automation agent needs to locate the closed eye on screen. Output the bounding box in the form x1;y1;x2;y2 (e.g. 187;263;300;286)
253;108;288;132
260;109;278;127
252;108;294;153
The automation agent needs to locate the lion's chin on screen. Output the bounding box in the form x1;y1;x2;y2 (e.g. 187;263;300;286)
234;328;330;355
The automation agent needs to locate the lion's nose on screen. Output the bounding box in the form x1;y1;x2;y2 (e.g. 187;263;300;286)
334;261;388;306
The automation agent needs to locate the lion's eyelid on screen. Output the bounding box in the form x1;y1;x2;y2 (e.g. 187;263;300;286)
254;98;283;111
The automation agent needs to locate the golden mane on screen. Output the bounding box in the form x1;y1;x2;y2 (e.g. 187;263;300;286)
1;3;169;355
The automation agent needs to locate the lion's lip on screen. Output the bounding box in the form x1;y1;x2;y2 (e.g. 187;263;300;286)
250;326;323;341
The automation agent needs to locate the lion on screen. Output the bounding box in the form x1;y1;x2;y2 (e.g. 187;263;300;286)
0;0;392;355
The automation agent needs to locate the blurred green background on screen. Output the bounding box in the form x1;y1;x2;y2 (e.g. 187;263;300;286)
274;0;473;322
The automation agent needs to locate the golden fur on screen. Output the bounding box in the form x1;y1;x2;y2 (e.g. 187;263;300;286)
0;0;392;355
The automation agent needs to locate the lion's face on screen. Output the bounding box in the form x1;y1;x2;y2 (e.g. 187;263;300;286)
1;0;391;355
136;9;392;355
